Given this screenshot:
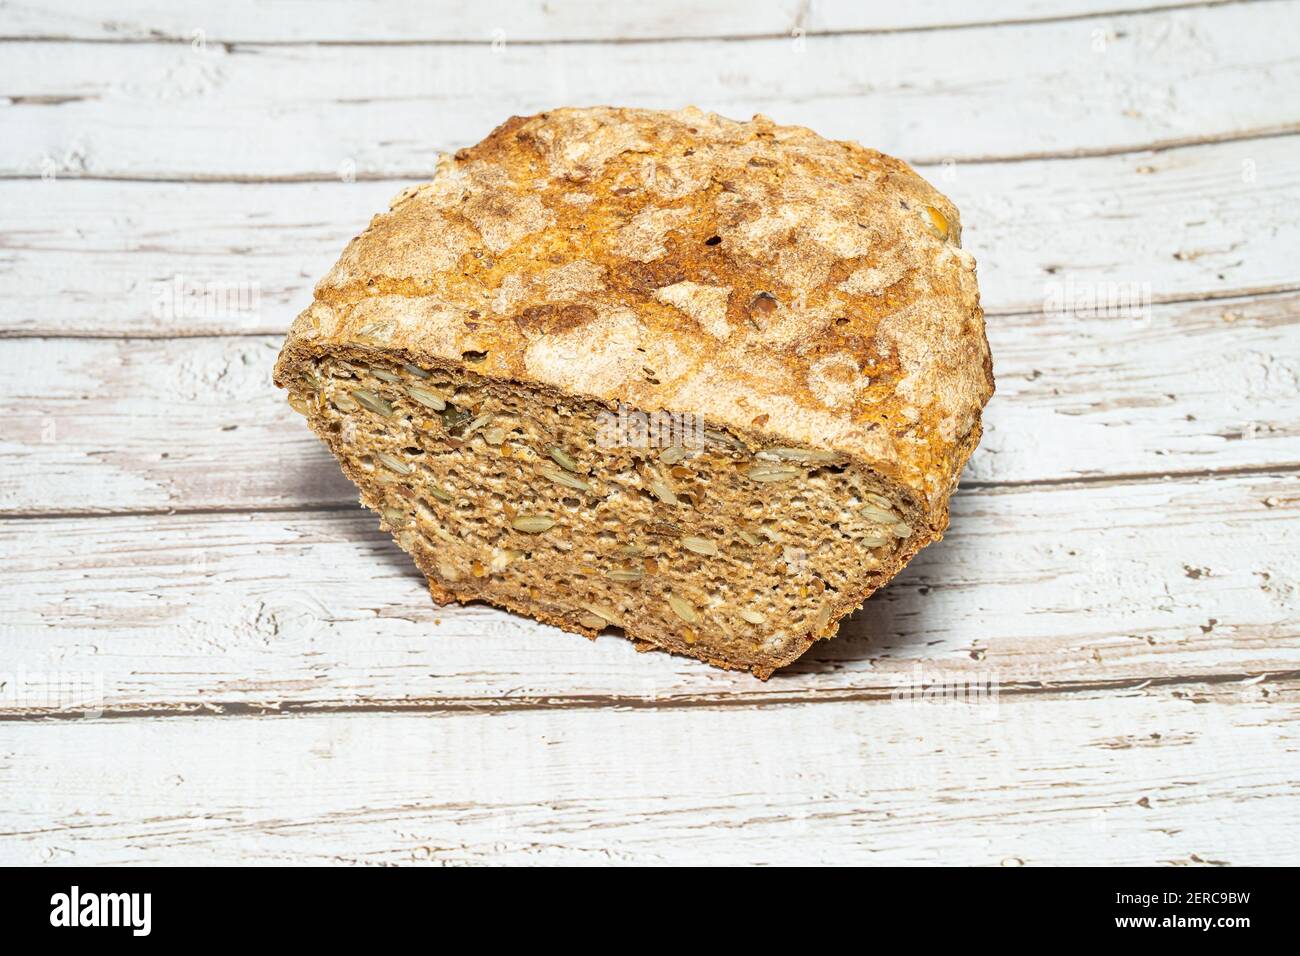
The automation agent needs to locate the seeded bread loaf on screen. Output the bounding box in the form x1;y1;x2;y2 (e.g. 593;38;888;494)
274;106;993;678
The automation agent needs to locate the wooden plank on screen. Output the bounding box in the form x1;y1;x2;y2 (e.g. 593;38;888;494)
6;3;1298;179
3;290;1298;514
1;471;1295;716
1;678;1295;864
0;0;1226;43
4;133;1298;338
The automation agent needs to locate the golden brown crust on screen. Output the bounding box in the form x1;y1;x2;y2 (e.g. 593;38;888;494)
275;106;994;533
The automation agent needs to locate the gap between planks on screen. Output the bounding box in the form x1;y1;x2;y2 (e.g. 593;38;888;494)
0;1;1245;46
3;123;1295;184
2;669;1297;723
3;462;1299;522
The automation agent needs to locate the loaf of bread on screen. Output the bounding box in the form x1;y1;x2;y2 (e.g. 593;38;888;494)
274;106;993;677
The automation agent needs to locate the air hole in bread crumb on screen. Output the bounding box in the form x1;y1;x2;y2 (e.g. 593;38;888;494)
704;235;722;246
462;350;488;363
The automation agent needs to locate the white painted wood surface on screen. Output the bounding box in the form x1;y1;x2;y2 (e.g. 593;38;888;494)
2;0;1298;866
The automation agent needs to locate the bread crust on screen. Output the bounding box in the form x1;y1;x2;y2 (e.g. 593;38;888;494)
274;106;994;674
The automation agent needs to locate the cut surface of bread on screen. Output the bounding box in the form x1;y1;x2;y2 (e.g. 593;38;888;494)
274;106;994;677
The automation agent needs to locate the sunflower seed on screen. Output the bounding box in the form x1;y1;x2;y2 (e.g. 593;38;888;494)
582;603;624;628
332;392;359;413
428;485;453;503
405;386;446;410
705;428;746;451
739;609;766;625
860;532;892;548
668;594;699;624
380;506;407;526
682;536;717;556
287;393;311;415
760;447;838;463
891;521;912;538
616;543;645;557
376;452;412;475
547;445;581;473
746;465;801;482
646;473;679;505
737;530;762;547
859;504;898;524
606;568;645;583
577;612;608;631
401;363;431;379
371;368;401;384
812;602;834;634
461;412;494;437
539;464;591;492
658;444;691;464
512;514;555;533
863;492;893;510
351;389;394;417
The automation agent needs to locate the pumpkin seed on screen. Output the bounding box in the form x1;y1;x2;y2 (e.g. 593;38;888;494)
440;404;472;430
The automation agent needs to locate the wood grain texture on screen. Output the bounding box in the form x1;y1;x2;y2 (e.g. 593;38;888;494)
6;3;1299;180
1;471;1295;716
4;133;1297;338
1;678;1295;865
1;0;1231;42
3;290;1297;514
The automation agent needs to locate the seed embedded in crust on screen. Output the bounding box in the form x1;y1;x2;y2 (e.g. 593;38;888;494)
578;612;608;631
668;594;699;624
512;514;555;533
405;385;447;410
376;452;413;475
682;536;718;556
287;393;311;415
351;389;394;417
